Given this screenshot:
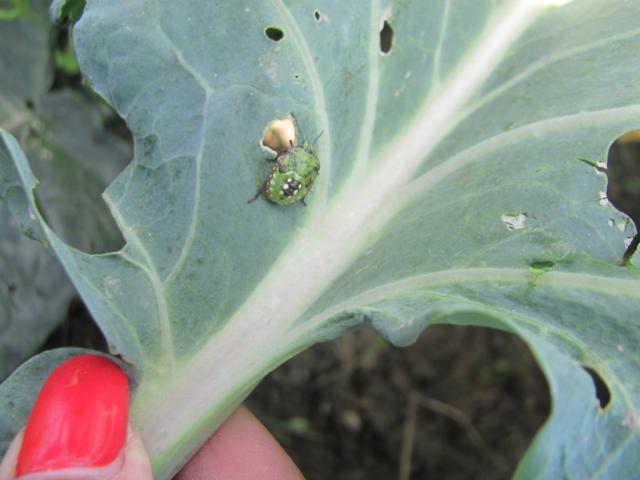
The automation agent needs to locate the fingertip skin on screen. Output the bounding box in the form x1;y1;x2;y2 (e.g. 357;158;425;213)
16;355;129;476
177;406;304;480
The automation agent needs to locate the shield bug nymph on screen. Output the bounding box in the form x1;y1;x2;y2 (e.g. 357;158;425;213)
249;114;322;206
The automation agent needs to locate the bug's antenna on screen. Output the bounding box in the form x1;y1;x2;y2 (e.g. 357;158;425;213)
311;130;324;147
290;112;305;143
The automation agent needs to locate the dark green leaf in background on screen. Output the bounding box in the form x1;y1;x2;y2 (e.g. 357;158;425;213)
0;1;127;379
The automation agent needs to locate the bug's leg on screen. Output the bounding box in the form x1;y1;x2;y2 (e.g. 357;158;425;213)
248;188;262;203
248;176;269;203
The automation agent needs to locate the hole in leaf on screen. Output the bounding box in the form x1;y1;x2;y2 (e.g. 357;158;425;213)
57;0;86;23
314;10;321;22
379;20;394;54
26;97;130;255
261;117;295;155
51;10;83;89
606;130;640;265
582;366;611;409
265;25;284;42
528;260;554;272
43;299;107;352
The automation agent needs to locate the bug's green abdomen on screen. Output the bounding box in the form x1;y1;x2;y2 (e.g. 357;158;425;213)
265;144;320;206
288;145;320;178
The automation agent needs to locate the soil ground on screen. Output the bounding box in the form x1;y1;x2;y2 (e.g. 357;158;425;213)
248;326;550;480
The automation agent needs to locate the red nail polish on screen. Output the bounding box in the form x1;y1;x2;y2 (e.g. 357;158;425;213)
16;354;129;476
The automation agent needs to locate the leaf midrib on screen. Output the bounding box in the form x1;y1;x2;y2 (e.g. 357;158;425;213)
294;266;640;336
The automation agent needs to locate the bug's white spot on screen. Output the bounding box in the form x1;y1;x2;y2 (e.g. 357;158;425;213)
287;178;292;182
283;184;290;190
280;190;284;196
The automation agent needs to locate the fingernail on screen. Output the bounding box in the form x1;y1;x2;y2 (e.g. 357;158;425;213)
16;354;129;477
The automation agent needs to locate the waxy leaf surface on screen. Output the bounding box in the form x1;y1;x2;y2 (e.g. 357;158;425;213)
2;1;640;478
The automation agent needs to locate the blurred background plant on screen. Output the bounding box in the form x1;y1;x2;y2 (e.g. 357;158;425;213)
0;0;126;379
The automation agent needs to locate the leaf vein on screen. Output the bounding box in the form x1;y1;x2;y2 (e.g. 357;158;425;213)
162;96;210;284
74;259;149;366
588;428;636;479
122;69;172;119
463;26;640;123
404;104;640;203
351;0;381;179
152;0;214;96
270;0;331;212
431;0;451;89
108;206;175;365
294;267;640;339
